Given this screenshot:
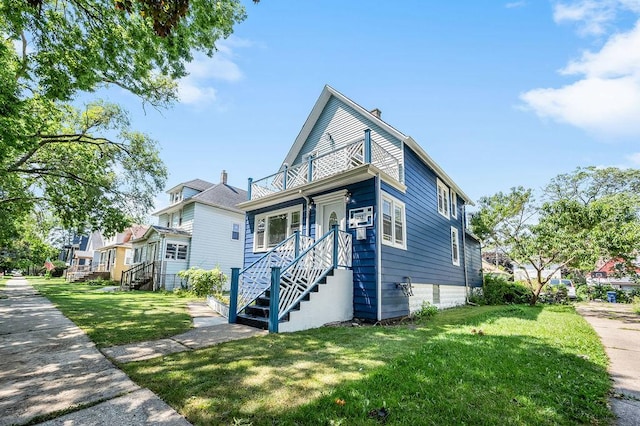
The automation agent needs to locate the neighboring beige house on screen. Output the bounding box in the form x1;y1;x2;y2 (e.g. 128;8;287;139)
96;225;149;281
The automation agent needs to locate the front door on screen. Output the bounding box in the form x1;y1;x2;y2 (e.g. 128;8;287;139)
317;197;346;237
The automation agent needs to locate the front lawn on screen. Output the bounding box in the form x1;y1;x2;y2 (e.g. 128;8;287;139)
121;305;612;425
30;277;200;347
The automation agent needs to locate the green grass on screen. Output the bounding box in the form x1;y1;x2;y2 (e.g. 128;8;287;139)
121;305;612;425
29;277;200;347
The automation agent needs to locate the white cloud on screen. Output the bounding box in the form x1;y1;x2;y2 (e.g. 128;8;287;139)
178;79;218;105
553;0;640;35
177;36;251;106
505;1;527;8
521;16;640;137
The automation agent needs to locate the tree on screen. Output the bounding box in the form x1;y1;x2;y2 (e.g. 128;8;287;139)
0;0;247;242
471;183;640;305
545;166;640;206
0;213;58;274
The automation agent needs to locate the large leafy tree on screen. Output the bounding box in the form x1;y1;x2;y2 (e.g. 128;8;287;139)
0;0;247;242
471;169;640;305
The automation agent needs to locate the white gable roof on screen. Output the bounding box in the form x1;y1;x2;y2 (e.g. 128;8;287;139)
282;85;473;204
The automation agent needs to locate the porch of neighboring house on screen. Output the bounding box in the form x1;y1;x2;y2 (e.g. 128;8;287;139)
65;251;108;282
121;226;190;291
226;130;399;332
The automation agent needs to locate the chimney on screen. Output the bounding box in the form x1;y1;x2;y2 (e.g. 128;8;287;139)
220;170;228;185
370;108;382;119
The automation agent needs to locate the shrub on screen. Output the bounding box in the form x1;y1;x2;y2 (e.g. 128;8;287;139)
539;283;570;305
483;275;531;305
177;267;227;298
468;287;484;305
632;296;640;315
412;301;438;321
50;260;67;278
85;278;119;286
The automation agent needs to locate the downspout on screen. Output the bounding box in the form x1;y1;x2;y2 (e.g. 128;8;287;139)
299;190;312;237
462;204;470;304
376;173;382;321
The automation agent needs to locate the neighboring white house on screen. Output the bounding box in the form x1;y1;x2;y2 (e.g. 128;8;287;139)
512;262;561;282
126;171;247;290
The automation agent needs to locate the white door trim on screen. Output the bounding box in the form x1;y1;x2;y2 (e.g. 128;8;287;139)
315;190;348;237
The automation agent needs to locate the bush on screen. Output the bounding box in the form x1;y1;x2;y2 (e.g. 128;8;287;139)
483;275;531;305
85;278;119;286
468;287;484;305
633;296;640;314
538;283;570;305
177;267;227;298
412;301;438;321
49;260;67;278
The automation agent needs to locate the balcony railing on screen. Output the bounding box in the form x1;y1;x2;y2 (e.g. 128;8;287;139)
248;130;401;201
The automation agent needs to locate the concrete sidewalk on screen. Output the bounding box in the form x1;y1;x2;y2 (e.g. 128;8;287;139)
576;302;640;426
0;277;190;426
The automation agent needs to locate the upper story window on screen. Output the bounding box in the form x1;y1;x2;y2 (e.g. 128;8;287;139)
232;223;240;240
165;242;188;260
170;191;182;205
450;226;460;266
254;207;302;252
382;194;406;250
451;192;458;219
437;178;450;219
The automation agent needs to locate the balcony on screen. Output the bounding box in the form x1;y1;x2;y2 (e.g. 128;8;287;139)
248;131;402;201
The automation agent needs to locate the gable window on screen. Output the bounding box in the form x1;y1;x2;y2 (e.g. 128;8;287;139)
232;223;240;240
254;207;303;252
381;194;406;250
437;179;450;219
450;227;460;266
166;243;188;260
451;192;458;219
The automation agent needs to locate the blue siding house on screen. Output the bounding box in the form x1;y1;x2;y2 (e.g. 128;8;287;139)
230;86;482;333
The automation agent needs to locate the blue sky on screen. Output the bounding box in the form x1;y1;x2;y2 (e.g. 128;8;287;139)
99;1;640;209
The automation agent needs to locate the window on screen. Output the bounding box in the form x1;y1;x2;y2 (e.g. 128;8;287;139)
381;194;406;249
133;248;141;263
450;227;460;266
451;192;458;219
254;207;303;252
124;249;133;265
232;223;240;240
165;243;188;260
437;179;450;219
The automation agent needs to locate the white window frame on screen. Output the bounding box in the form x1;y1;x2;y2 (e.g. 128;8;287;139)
437;178;450;219
231;223;241;241
165;242;188;261
451;192;458;219
253;206;303;253
381;193;407;250
450;226;460;266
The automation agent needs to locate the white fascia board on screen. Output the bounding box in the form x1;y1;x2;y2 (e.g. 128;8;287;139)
403;137;474;205
282;85;409;170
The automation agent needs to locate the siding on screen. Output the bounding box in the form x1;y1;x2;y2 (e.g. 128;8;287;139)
182;187;200;199
189;203;245;284
380;146;467;319
242;179;378;319
158;213;169;227
179;203;195;233
292;96;403;176
465;234;483;287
